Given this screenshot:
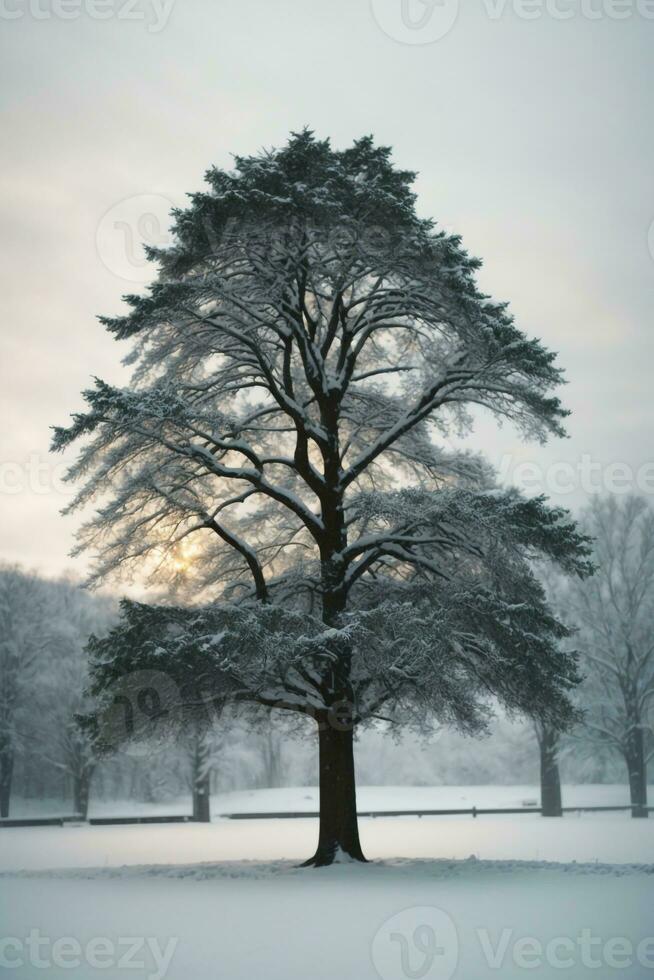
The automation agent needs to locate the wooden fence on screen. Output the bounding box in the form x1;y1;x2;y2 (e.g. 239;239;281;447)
1;803;651;827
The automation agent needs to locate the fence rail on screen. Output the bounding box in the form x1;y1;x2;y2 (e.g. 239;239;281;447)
2;803;651;827
88;815;194;826
0;816;79;828
0;814;192;828
224;804;653;820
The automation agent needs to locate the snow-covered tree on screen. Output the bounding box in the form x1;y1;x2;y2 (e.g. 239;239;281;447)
55;131;591;863
0;569;116;818
33;580;115;818
568;496;654;818
182;723;215;822
0;566;49;818
257;710;287;788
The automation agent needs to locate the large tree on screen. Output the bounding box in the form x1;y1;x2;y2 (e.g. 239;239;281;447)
54;131;590;863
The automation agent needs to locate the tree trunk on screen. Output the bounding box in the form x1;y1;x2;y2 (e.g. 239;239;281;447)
192;772;211;822
73;768;92;820
303;720;366;867
539;728;562;817
0;745;14;819
310;394;366;866
191;731;211;822
625;725;648;818
262;722;282;788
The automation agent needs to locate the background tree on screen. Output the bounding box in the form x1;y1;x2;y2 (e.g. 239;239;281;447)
566;496;654;817
33;580;115;818
0;566;47;818
56;131;590;863
182;722;222;822
258;710;287;789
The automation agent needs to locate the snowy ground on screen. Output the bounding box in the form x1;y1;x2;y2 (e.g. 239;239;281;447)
1;788;652;979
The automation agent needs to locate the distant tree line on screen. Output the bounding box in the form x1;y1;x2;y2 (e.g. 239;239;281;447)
2;494;653;821
0;568;305;819
0;569;114;818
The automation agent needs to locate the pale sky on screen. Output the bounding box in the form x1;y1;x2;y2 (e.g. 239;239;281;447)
1;0;653;579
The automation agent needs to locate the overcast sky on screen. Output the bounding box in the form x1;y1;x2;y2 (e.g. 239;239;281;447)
1;0;653;580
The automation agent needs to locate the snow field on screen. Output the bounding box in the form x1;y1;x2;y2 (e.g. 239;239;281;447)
1;787;652;980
